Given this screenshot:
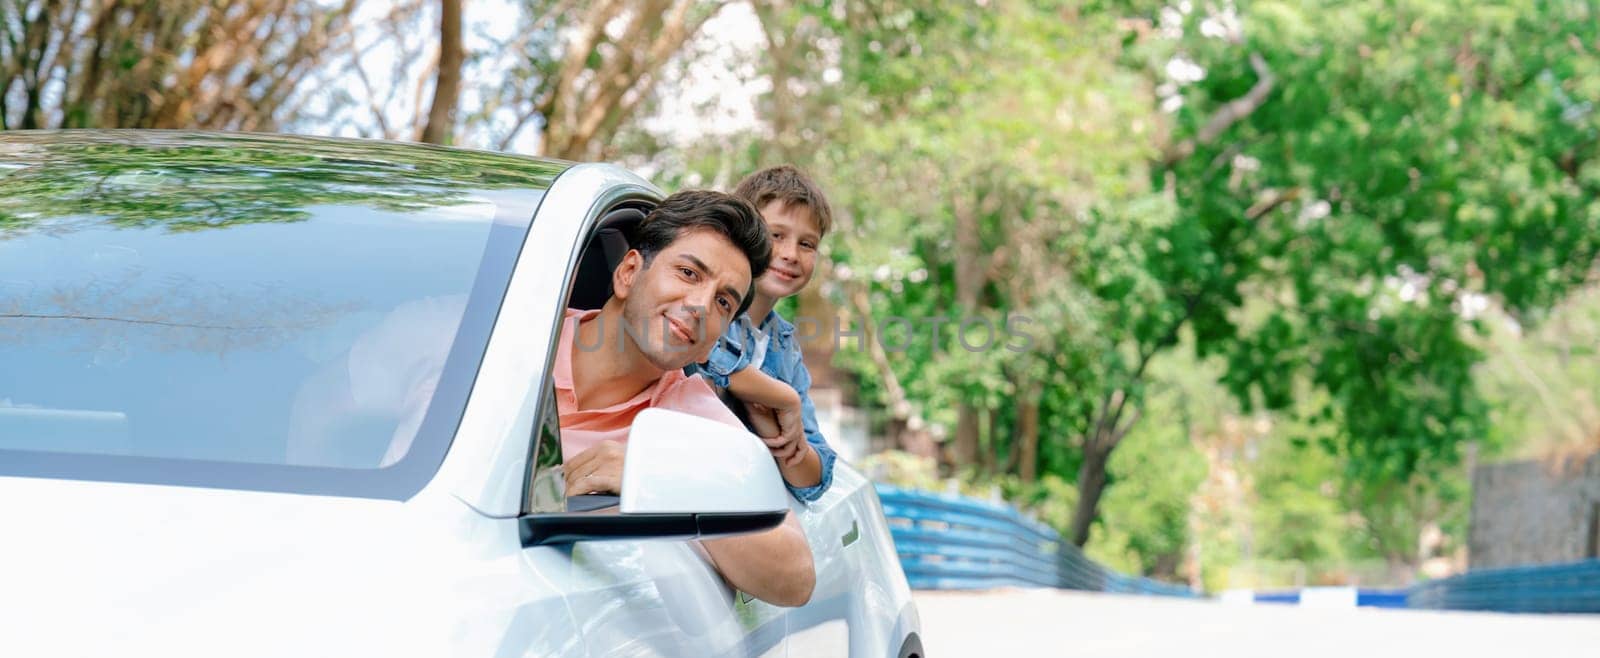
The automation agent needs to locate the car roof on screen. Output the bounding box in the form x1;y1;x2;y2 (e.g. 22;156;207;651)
0;130;570;213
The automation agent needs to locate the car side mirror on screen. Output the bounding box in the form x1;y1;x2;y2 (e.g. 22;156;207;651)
520;408;789;546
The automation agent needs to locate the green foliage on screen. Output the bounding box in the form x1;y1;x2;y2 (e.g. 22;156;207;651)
1162;0;1600;490
1092;391;1207;576
705;0;1600;580
1476;286;1600;459
1251;435;1353;565
633;0;1600;584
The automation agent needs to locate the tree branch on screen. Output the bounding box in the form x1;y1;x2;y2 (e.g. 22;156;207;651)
1245;186;1301;220
1162;52;1275;166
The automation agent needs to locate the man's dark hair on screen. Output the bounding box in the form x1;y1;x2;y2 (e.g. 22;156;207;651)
633;190;771;315
733;164;834;237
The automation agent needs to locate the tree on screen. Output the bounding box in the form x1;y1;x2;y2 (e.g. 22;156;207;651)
418;0;464;144
796;0;1168;545
1158;0;1600;473
754;0;1600;555
0;0;359;131
1120;0;1600;553
471;0;731;158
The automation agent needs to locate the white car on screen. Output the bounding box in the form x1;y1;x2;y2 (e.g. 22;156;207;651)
0;131;922;658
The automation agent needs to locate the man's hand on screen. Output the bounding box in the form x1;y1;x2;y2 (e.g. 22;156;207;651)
564;440;625;496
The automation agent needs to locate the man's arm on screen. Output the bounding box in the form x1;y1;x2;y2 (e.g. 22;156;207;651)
702;513;816;607
564;440;817;606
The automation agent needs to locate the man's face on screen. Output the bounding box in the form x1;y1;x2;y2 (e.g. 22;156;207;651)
613;228;752;371
755;200;820;302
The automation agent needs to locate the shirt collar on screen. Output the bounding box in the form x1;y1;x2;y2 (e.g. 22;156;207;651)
758;310;796;340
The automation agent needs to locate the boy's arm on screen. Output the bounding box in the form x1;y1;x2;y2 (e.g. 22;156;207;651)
785;352;838;503
772;428;823;490
726;367;801;410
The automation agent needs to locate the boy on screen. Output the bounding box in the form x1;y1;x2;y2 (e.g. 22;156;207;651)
692;165;838;503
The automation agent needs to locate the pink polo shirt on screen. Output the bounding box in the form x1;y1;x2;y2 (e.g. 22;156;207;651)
555;308;743;457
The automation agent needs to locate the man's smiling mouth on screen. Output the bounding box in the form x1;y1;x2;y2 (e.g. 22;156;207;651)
665;315;695;343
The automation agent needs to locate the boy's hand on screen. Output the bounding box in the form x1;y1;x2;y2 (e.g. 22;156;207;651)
774;405;808;466
749;402;808;467
745;400;782;438
742;401;806;467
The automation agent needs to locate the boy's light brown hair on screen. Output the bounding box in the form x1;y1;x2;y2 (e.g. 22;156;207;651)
732;165;834;237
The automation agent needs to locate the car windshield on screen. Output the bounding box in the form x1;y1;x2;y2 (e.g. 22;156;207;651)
0;135;560;498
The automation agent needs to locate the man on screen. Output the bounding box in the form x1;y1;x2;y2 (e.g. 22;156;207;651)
554;190;815;607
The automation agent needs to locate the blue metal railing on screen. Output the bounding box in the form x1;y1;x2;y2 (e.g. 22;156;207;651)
875;484;1196;596
876;484;1599;612
1408;559;1600;613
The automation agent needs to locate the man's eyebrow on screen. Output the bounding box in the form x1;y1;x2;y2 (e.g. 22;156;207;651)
681;254;715;277
681;253;745;307
721;283;745;308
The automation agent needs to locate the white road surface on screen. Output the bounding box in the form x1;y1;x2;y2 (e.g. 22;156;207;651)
912;588;1600;658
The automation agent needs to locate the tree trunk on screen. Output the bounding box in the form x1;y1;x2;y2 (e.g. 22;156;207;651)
979;408;996;475
847;283;937;459
953;405;981;468
950;192;986;467
1069;441;1111;546
1069;388;1141;546
537;0;721;160
418;0;463;144
1017;379;1041;483
751;0;797;159
17;0;59;129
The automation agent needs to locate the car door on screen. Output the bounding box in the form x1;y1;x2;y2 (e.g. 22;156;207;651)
787;464;920;658
784;470;859;657
514;356;789;658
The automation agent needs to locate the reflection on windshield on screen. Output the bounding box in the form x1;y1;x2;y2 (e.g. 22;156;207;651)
288;295;466;468
0;267;357;358
0;209;494;468
0;132;562;237
0;134;556;490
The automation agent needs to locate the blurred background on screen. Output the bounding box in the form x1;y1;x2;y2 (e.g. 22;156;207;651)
4;0;1599;596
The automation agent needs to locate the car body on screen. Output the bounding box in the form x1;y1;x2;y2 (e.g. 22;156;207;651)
0;131;921;657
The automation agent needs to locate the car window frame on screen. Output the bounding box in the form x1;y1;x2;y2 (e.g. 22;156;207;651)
522;200;659;517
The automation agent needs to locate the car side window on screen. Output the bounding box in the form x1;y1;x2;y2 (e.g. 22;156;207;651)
524;377;566;515
524;202;651;516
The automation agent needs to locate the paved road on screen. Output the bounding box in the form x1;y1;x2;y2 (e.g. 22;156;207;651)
913;588;1600;657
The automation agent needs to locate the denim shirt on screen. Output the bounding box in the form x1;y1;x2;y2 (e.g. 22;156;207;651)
690;310;837;502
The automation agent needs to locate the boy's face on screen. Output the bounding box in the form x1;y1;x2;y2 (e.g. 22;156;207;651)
755;200;821;302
